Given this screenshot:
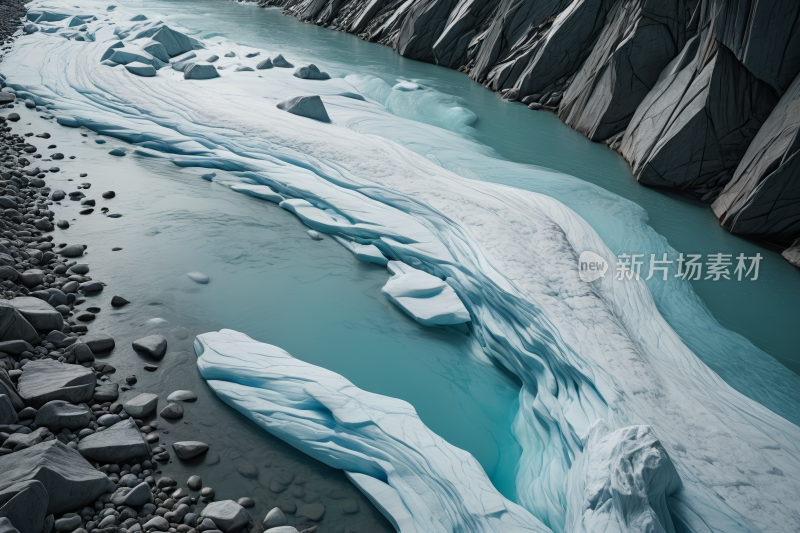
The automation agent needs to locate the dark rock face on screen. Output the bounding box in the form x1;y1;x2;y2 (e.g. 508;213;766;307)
262;0;800;254
0;440;115;515
712;71;800;237
620;26;779;202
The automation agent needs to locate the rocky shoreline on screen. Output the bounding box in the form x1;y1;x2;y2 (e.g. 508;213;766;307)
0;12;392;533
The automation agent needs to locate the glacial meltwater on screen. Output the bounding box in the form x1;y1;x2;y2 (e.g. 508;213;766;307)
7;0;800;531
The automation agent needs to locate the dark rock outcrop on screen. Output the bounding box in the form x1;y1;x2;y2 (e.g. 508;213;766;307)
260;0;800;260
712;71;800;238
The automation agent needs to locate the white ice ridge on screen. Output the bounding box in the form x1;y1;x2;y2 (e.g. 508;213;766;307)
381;260;470;326
7;2;800;532
194;329;550;533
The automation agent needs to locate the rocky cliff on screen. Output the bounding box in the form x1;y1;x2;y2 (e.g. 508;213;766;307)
259;0;800;262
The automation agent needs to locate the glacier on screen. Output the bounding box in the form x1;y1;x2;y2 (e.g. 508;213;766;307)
5;1;800;532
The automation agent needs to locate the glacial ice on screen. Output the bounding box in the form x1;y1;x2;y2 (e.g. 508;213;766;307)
7;3;800;532
184;62;219;80
229;183;284;203
194;329;551;533
381;261;470;326
333;236;388;265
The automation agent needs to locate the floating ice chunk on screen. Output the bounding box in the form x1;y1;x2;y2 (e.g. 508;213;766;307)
565;420;682;533
307;230;323;240
108;45;154;66
184;62;219;80
187;272;210;284
256;58;272;69
293;64;331;80
229;183;283;203
146;318;168;325
131;38;170;62
271;54;293;68
393;81;421;91
276;96;330;123
381;261;470;327
334;236;387;265
195;330;550;533
129;14;147;21
134;25;194;57
124;62;156;77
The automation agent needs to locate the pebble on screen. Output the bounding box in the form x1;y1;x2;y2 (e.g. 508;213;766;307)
125;375;137;384
56;220;69;228
112;247;122;251
187;475;202;490
79;208;93;215
160;403;184;420
200;487;214;499
111;295;130;307
238;497;255;508
144;364;158;372
102;191;115;198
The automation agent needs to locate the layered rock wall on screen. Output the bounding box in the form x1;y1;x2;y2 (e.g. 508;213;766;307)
260;0;800;258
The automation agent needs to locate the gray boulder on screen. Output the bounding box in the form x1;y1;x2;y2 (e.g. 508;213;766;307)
77;419;150;463
111;482;152;508
3;427;49;450
49;190;65;201
58;244;84;258
0;302;38;343
172;441;208;460
143;516;169;531
81;334;114;353
200;501;249;533
276;96;330;123
19;270;44;288
123;393;159;417
272;54;293;68
256;58;273;69
65;343;94;363
263;507;288;529
17;360;95;408
8;298;63;332
184;62;220;80
0;340;31;356
0;480;48;533
159;403;183;420
293;64;330;80
134;25;196;57
0;440;114;515
132;335;167;359
93;383;119;403
0;371;23;411
0;395;17;424
33;400;91;432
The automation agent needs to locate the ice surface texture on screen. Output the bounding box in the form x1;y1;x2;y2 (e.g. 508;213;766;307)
195;329;549;533
7;3;800;532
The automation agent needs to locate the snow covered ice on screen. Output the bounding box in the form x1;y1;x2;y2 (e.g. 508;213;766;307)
6;1;800;532
381;261;469;326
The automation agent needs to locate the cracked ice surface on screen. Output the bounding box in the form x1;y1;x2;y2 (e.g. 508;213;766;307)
6;1;800;532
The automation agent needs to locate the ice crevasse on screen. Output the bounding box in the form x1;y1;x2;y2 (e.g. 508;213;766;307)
5;2;800;533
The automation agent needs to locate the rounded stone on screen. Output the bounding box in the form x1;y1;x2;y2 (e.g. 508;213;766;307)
159;403;183;420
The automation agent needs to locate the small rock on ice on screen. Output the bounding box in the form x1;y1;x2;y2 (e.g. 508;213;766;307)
276;96;330;123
